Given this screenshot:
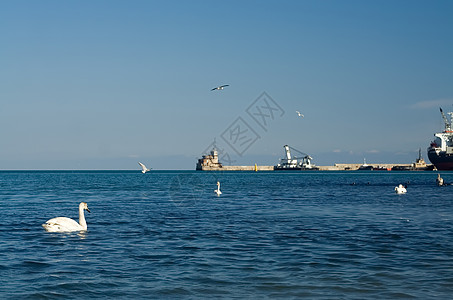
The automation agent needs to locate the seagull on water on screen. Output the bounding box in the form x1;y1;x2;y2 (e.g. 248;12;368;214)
211;84;229;91
296;111;304;118
138;162;151;174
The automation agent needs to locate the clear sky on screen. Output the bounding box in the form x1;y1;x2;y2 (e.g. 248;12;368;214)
1;0;452;170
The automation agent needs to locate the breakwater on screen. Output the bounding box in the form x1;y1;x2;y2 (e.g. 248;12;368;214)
197;163;433;171
196;148;434;171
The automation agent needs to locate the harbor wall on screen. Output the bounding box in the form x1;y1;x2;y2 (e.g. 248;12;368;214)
317;163;413;171
197;146;433;171
199;165;274;171
198;163;427;171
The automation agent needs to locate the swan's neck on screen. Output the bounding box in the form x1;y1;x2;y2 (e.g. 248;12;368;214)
79;205;87;229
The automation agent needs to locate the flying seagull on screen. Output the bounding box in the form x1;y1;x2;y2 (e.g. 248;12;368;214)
211;84;229;91
138;162;151;173
296;111;304;118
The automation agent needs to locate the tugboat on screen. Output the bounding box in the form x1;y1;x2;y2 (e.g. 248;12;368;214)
392;148;433;171
427;108;453;170
274;145;318;170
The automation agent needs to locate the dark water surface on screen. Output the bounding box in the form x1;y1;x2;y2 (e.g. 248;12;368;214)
1;171;453;299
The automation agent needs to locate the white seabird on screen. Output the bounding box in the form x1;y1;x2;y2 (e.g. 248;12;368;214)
296;111;304;118
138;162;151;173
214;181;222;196
211;84;229;91
42;202;91;232
436;174;444;186
395;184;407;194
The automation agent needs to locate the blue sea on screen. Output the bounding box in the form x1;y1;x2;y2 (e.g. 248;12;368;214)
1;171;453;299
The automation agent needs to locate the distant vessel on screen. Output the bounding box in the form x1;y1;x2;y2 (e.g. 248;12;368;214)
427;108;453;170
274;145;318;170
392;149;433;171
358;159;373;171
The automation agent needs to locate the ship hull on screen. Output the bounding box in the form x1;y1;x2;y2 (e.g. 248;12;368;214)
427;149;453;170
274;166;302;171
274;165;319;171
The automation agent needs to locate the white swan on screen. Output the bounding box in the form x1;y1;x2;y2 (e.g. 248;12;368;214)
42;202;91;232
214;181;222;196
395;184;407;194
437;174;444;186
138;162;151;173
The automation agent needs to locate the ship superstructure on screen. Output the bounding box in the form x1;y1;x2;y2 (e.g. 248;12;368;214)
427;108;453;170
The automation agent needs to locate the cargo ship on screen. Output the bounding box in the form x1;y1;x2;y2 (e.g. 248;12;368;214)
427;108;453;170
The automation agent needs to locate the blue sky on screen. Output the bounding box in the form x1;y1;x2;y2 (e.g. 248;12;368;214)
1;0;452;170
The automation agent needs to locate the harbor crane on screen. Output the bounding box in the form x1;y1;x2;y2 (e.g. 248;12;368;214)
440;107;453;132
275;145;317;170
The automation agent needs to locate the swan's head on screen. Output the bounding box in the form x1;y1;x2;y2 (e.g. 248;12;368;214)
80;202;91;213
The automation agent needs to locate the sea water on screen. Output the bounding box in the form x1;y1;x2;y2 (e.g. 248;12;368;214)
1;171;453;299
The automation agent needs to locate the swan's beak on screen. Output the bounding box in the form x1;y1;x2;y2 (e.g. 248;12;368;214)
86;208;91;213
